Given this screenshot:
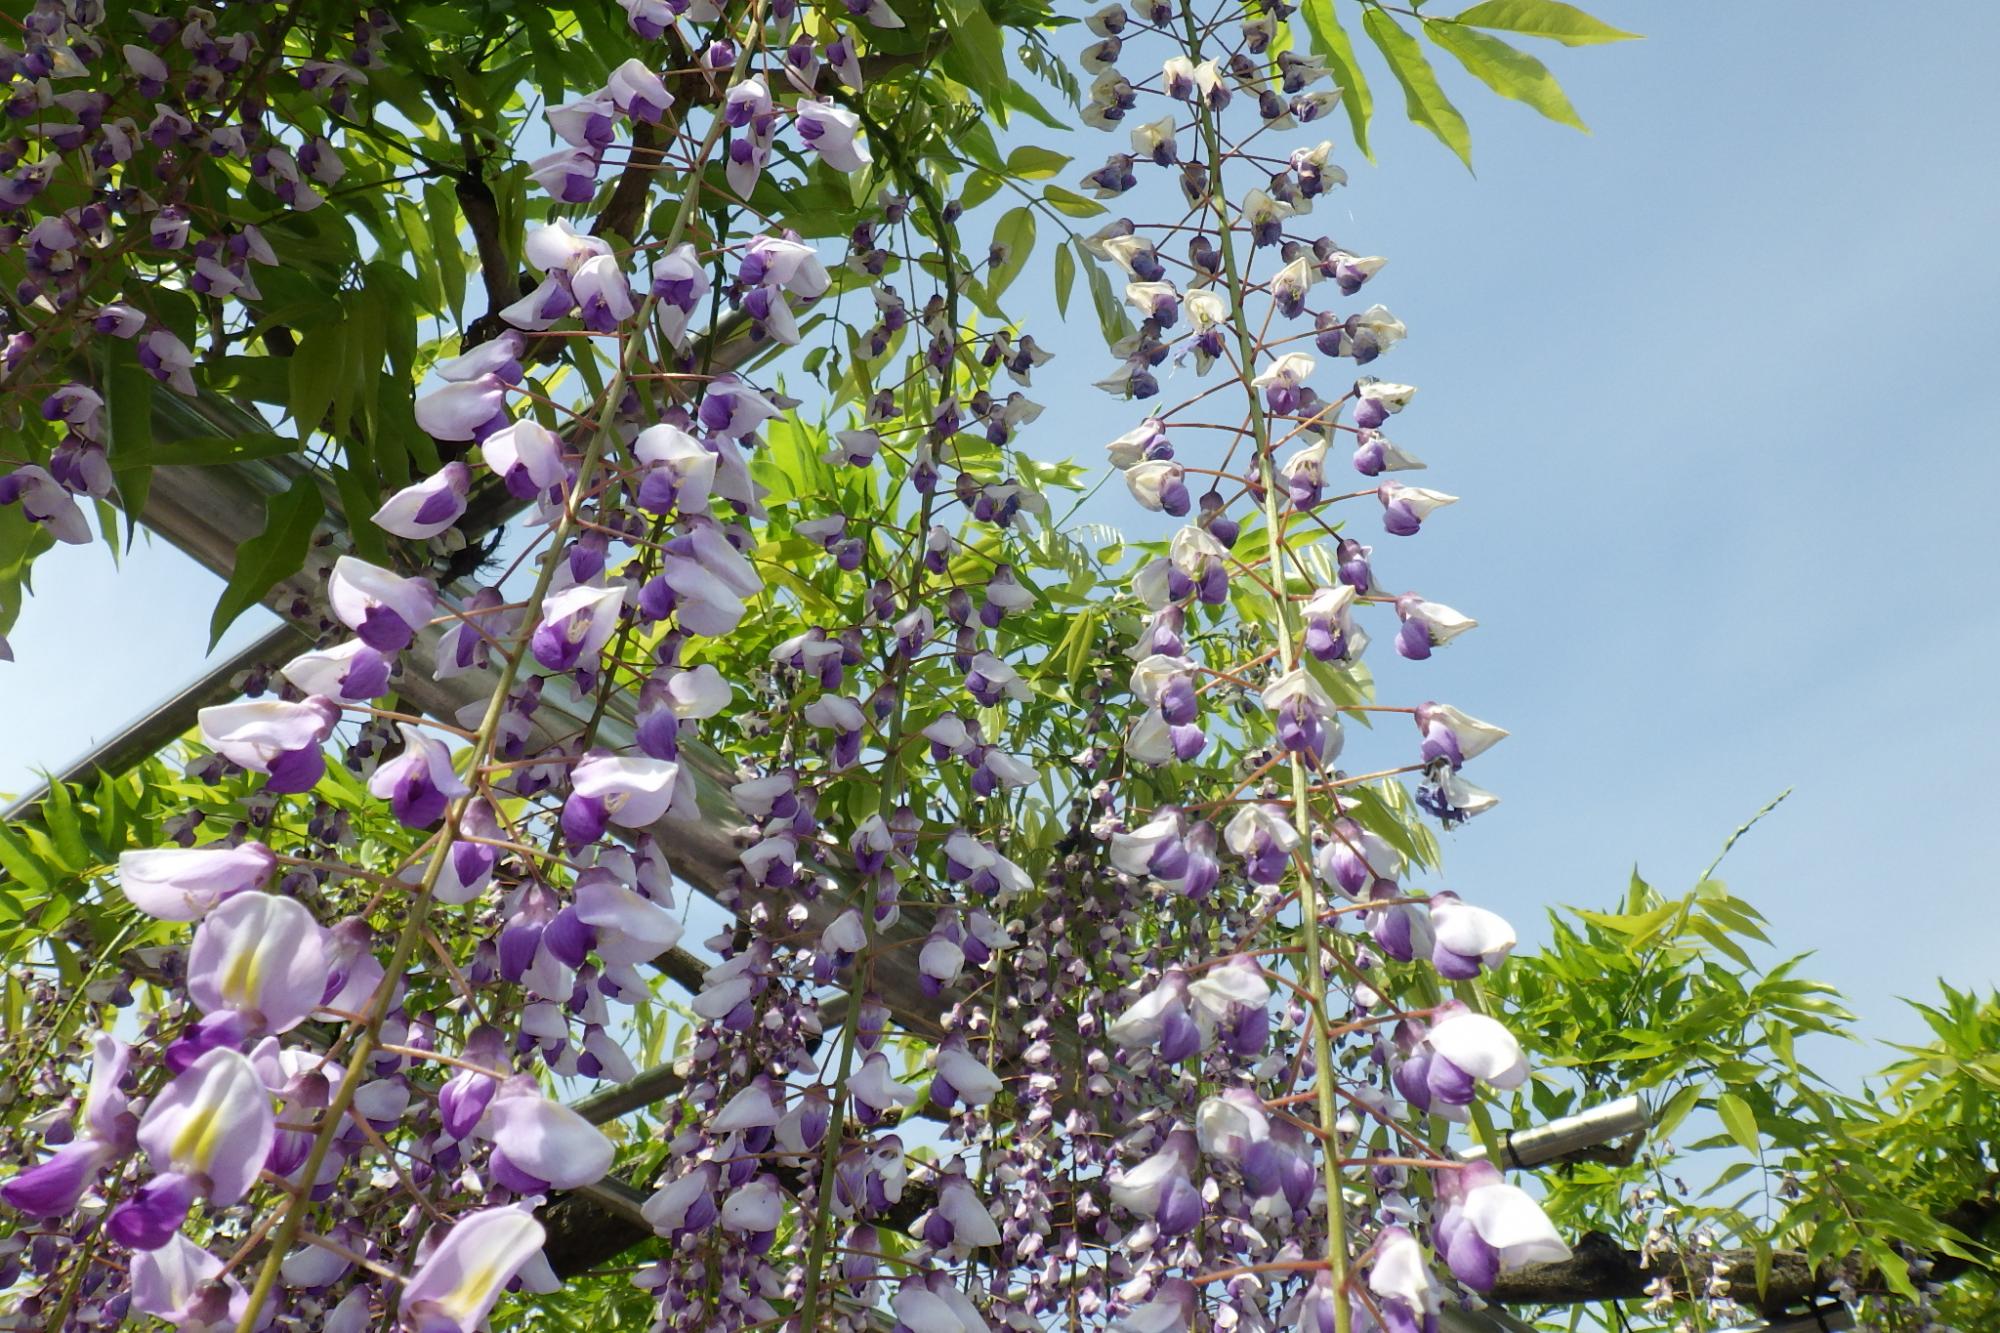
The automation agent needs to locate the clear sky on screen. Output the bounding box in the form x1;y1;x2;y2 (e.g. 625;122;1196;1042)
5;2;1996;1087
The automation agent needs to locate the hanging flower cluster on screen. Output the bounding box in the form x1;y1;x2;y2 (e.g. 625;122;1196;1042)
1055;3;1570;1329
0;0;1580;1330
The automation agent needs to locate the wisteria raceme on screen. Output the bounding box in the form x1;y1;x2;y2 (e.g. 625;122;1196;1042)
0;0;1592;1331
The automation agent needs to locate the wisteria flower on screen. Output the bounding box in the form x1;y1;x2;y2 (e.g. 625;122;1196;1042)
433;331;525;384
530;582;627;673
1435;1160;1571;1291
119;841;275;920
481;419;568;500
1378;482;1457;536
634;424;716;515
651;243;711;346
568;754;683;837
400;1206;547;1332
185;891;331;1045
793;100;870;172
1108;1129;1202;1235
281;638;391;703
107;1047;273;1249
196;697;339;792
1429;891;1518;979
372;461;471;538
0;465;91;544
328;556;438;653
414;373;511;441
1354;378;1418;430
131;1233;260;1331
367;723;471;828
482;1079;615;1190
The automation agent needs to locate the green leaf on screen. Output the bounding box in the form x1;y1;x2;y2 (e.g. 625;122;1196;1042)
958;169;1003;212
395;197;445;318
526;12;565;101
331;463;389;564
1703;787;1793;879
1715;1091;1761;1157
425;183;468;323
1450;0;1639;45
1299;0;1375;156
209;475;323;648
1040;184;1106;218
38;779;89;872
1057;608;1099;686
1001;81;1070;133
1082;246;1136;345
289;322;344;442
0;821;52;894
111;433;300;470
1053;241;1076;318
103;348;155;538
987;206;1036;302
1650;1084;1701;1139
955;119;1006;174
1006;145;1069;180
1691;915;1755;969
938;0;1008;104
1363;8;1473;169
1423;20;1586;130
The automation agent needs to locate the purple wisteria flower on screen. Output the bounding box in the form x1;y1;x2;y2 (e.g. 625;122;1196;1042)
182;891;330;1051
107;1047;273;1249
0;465;91;544
414;374;510;440
328;557;438;653
565;754;683;841
1434;1160;1571;1291
196;697;340;792
367;723;471;828
131;1232;264;1329
1108;1129;1202;1236
118;841;275;920
400;1206;547;1332
481;1079;615;1190
529;583;627;673
280;638;392;703
481;419;568;500
1;1033;133;1218
793;99;870;172
372;461;471;538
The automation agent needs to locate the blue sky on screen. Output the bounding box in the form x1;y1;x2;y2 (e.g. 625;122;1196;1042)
6;2;1996;1087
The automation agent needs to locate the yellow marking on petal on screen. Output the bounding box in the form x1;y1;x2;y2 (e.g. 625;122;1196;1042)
220;939;265;1009
439;1261;502;1320
169;1102;228;1172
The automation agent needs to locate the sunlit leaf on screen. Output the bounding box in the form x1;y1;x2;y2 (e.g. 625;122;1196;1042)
1363;8;1474;169
1451;0;1640;45
1423;20;1586;130
1299;0;1375;156
1716;1091;1762;1157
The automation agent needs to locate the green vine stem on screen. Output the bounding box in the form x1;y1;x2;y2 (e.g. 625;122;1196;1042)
1184;11;1353;1327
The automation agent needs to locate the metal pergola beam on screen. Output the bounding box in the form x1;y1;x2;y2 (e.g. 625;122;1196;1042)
2;619;307;821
